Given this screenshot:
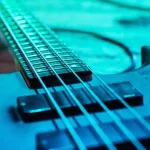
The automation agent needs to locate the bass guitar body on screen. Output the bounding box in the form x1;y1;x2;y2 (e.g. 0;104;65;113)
1;0;150;149
1;53;150;150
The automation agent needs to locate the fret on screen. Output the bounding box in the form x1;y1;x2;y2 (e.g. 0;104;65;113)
11;26;19;30
41;35;54;40
14;16;24;21
20;42;30;46
56;51;73;55
46;39;58;43
27;32;37;36
20;54;82;67
26;70;50;76
19;24;30;29
27;54;40;59
21;57;81;66
36;44;46;48
20;60;43;66
44;55;58;59
22;46;33;50
37;27;46;32
37;49;49;53
14;30;22;34
32;40;43;44
23;28;34;32
21;59;62;66
47;43;60;47
42;52;56;55
24;65;47;72
33;23;43;28
0;1;91;85
30;36;40;40
58;54;74;58
18;38;27;42
25;65;83;73
17;20;27;25
28;68;47;74
25;50;38;54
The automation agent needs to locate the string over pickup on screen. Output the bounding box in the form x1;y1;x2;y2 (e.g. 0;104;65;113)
37;117;150;150
17;82;143;122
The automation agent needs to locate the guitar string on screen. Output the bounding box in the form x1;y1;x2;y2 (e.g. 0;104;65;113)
15;5;148;149
5;3;148;150
13;0;149;131
0;8;88;150
51;27;136;73
12;0;150;130
1;1;149;149
0;4;117;150
27;28;146;149
3;2;149;149
49;27;150;133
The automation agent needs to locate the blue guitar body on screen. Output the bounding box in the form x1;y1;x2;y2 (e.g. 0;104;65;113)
1;64;150;150
1;0;150;149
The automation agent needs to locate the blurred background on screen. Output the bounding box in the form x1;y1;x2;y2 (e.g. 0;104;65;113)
19;0;150;74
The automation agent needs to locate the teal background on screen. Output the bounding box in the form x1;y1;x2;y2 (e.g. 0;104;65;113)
20;0;150;74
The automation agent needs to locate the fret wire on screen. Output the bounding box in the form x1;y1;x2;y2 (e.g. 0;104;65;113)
0;9;87;149
27;55;41;59
2;3;150;149
21;18;90;71
24;62;85;70
40;7;150;148
21;61;43;66
0;2;90;71
36;45;47;48
12;24;65;68
18;38;27;42
46;24;150;136
48;29;148;149
20;58;61;65
22;59;83;68
18;7;147;149
4;6;115;147
11;24;69;74
34;28;85;66
38;48;49;51
20;42;30;46
25;65;84;72
30;36;40;40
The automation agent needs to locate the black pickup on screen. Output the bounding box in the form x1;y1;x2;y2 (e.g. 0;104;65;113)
37;117;150;150
17;81;143;122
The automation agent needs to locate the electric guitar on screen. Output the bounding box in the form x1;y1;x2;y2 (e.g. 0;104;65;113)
1;0;150;149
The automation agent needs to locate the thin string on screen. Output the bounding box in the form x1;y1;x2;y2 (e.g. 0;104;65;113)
15;0;150;133
49;28;150;133
0;9;87;150
7;5;147;150
1;4;117;150
51;27;135;73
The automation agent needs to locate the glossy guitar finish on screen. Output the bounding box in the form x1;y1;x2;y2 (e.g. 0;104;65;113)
1;0;150;149
0;62;150;149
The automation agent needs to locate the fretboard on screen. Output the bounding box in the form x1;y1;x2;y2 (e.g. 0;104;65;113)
0;0;92;88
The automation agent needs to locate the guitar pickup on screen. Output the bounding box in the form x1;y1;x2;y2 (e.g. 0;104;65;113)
36;117;150;150
17;82;143;122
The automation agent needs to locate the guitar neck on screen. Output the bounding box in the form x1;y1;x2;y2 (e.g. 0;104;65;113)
0;0;92;88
